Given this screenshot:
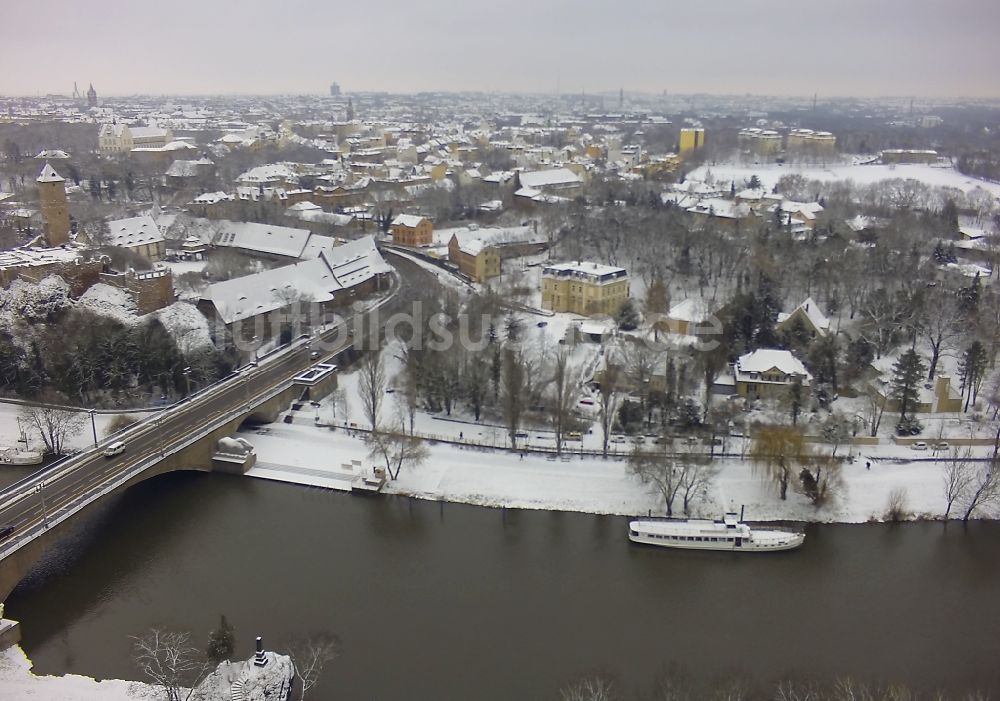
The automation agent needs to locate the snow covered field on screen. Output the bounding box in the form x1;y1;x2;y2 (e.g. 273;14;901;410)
689;162;1000;198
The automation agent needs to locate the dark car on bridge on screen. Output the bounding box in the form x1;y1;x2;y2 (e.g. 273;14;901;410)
0;525;14;541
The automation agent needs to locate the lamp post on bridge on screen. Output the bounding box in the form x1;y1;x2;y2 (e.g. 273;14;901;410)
89;409;98;448
35;482;48;528
182;367;192;397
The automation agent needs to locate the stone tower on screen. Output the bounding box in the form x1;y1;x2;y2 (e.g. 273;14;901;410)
87;83;97;108
37;163;71;246
346;97;354;121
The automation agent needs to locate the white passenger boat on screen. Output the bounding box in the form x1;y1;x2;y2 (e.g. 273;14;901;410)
0;447;43;466
628;512;804;552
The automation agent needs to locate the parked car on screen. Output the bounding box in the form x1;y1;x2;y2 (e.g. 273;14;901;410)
911;441;928;451
611;434;626;443
514;431;529;439
566;432;582;441
933;441;950;451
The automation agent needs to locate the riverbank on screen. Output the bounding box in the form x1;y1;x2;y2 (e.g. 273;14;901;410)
240;418;998;523
0;644;145;700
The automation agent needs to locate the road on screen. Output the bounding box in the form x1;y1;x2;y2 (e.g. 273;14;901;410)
0;253;434;562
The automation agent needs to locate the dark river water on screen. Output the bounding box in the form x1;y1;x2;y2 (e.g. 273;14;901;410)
5;472;1000;700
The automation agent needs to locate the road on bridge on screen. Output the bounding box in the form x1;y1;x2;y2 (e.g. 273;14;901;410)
0;253;437;570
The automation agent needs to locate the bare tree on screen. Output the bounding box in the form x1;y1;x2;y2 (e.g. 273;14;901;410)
356;351;385;430
365;423;430;480
629;442;715;516
678;450;718;515
131;628;211;701
919;287;963;380
942;447;976;520
863;384;889;438
500;347;528;448
559;674;621;701
328;388;346;427
551;349;581;454
20;405;86;456
286;634;341;701
883;487;911;523
598;363;623;458
961;462;1000;523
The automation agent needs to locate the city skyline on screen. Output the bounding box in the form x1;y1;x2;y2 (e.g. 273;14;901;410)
3;0;999;99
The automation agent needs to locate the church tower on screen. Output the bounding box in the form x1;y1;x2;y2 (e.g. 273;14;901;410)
346;97;354;121
87;83;97;108
37;163;71;246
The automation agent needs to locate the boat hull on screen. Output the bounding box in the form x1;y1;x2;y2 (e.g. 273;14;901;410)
628;531;804;552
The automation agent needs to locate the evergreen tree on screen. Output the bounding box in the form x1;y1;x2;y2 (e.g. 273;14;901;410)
206;615;235;665
616;298;641;331
959;340;988;411
891;349;927;421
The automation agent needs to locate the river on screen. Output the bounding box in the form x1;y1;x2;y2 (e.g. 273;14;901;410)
6;472;1000;699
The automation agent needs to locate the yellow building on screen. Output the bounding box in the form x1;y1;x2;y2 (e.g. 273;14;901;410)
679;127;705;154
390;214;433;247
37;163;71;246
541;261;630;316
448;234;500;282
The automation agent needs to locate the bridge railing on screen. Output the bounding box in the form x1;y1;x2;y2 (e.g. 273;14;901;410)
0;376;296;562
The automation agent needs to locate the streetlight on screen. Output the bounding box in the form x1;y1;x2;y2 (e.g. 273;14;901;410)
35;482;48;528
89;409;98;448
182;367;192;397
15;416;28;449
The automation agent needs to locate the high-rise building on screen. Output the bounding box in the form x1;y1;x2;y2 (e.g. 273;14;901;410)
37;164;71;246
679;127;705;154
87;84;97;108
329;82;341;96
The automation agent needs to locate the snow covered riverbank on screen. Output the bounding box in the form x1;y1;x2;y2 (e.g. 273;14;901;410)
242;418;997;524
0;644;146;701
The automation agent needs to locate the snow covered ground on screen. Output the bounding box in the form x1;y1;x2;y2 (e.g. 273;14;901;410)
242;396;998;524
0;644;146;701
689;162;1000;198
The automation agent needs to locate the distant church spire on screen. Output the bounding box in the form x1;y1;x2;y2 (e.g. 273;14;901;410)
87;83;97;108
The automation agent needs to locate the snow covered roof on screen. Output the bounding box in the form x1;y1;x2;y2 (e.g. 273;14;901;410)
437;224;543;250
106;215;164;248
34;149;69;160
165;159;207;178
192;191;232;204
517;168;581;189
777;297;830;335
203;235;389;324
236;163;299;185
668;298;713;323
543;260;628;283
212;221;312;259
37;163;64;183
391;214;428;228
735;349;811;383
130;126;170;140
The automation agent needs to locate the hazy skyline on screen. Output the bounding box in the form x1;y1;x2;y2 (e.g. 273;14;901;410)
3;0;999;99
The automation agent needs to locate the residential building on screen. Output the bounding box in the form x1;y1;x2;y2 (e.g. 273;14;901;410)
448;233;501;282
99;123;132;156
390;214;433;246
541;261;630;316
666;298;714;335
36;164;71;246
679;127;705;154
105;215;166;261
734;349;811;400
776;297;830;339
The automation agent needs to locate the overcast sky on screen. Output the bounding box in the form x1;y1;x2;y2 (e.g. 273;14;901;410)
3;0;998;98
